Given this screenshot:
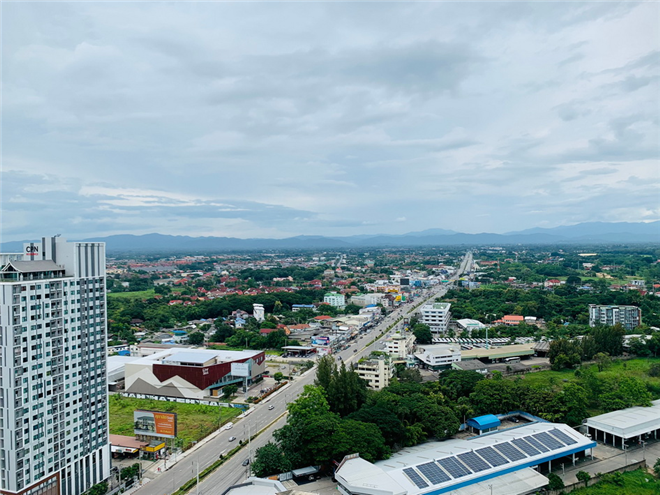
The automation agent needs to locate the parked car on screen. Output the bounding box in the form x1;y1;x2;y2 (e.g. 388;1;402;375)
229;436;236;442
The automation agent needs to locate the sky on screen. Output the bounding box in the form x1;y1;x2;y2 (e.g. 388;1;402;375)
2;1;659;242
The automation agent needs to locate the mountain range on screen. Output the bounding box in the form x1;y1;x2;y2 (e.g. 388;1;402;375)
2;222;658;254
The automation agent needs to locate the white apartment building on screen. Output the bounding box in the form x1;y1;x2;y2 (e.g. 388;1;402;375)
588;304;641;331
323;292;346;309
253;303;265;322
0;237;110;495
414;344;461;369
355;357;394;390
419;302;451;333
385;332;416;360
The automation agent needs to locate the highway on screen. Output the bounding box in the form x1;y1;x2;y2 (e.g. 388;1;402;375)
134;252;472;495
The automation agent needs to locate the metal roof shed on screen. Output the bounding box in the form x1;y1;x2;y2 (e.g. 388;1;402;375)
467;414;501;433
584;399;660;448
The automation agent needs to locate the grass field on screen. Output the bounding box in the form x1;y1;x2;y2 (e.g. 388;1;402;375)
107;289;156;300
108;395;242;449
568;469;660;494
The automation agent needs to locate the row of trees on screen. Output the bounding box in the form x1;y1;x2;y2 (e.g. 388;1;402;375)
445;286;660;328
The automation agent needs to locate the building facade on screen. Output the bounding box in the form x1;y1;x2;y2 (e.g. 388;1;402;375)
588;304;641;330
124;348;266;399
0;237;110;495
355;357;394;390
323;292;346;309
414;344;461;369
385;332;416;360
419;302;451;333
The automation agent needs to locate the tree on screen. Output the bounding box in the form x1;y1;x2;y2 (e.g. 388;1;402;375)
599;376;652;412
344;304;362;315
593;352;611;372
628;337;651;357
547;472;564;491
566;275;582;286
315;355;335;390
332;419;390;462
576;470;591;487
398;367;423;383
222;385;238;400
346;405;405;446
85;482;108;495
273;372;284;384
326;362;368;417
252;442;292;477
188;331;205;346
649;363;660;378
654;457;660;477
412;323;433;345
438;370;485;401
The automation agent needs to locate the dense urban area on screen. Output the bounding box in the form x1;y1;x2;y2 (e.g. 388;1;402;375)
2;239;660;495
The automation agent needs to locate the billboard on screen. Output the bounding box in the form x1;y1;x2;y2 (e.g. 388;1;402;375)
231;362;250;377
134;410;177;438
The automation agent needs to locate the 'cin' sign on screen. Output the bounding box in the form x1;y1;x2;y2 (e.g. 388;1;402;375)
25;245;39;256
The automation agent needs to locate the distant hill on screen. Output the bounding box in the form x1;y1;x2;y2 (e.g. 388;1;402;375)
2;221;658;253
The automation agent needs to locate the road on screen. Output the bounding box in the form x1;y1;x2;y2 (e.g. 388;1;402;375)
134;252;472;495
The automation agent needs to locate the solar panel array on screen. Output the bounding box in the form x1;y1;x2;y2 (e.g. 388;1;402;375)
457;451;490;473
534;432;563;450
437;457;471;478
525;436;550;453
493;442;526;462
417;462;451;484
551;428;577;445
403;467;429;489
399;428;585;491
475;446;509;467
512;438;541;456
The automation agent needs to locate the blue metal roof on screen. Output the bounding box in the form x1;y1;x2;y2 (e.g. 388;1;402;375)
467;414;501;430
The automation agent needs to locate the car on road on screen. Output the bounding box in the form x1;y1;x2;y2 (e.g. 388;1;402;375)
268;405;274;410
242;459;250;466
229;436;236;442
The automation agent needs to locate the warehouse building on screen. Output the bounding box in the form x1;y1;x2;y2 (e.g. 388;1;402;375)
335;422;595;495
124;348;265;399
584;399;660;449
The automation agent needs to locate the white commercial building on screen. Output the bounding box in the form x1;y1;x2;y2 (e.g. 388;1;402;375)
355;357;394;390
324;292;346;309
0;237;111;495
351;293;384;307
386;332;416;360
414;344;461;369
419;302;451;334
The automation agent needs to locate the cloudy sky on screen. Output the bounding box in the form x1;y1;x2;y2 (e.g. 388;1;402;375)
2;2;658;241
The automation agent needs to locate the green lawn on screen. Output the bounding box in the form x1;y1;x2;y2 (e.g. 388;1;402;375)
569;469;660;494
108;395;242;449
107;289;156;300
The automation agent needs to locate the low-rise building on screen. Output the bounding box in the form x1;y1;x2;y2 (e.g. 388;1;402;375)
386;332;416;360
324;291;346;308
356;357;394;390
589;304;641;330
414;344;461;369
124;348;265;399
419;302;451;333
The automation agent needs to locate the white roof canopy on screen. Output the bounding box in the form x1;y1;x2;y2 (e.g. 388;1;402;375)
585;399;660;439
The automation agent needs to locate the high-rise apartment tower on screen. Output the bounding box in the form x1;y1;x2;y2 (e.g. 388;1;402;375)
0;237;110;495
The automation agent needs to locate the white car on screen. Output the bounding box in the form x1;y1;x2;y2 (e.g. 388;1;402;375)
268;405;274;410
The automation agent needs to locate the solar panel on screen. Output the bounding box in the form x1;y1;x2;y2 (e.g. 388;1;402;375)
437;457;472;478
417;461;451;485
403;468;429;489
524;435;550;453
512;438;541;456
475;446;509;467
493;442;527;462
457;451;490;473
550;428;578;445
534;432;564;450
